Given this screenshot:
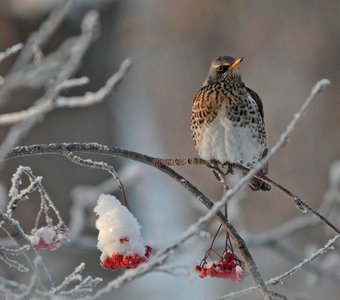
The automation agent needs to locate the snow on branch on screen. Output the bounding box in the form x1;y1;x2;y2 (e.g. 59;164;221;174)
0;44;23;64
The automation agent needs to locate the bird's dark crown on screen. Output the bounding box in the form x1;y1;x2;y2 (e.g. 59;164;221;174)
203;55;244;86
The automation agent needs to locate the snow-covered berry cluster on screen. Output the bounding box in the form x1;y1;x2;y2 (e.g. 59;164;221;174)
94;194;152;270
29;226;64;251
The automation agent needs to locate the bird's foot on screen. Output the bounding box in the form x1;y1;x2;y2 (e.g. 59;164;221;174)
222;162;234;175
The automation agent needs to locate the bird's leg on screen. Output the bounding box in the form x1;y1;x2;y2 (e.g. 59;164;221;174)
208;160;229;219
223;181;229;219
208;160;225;183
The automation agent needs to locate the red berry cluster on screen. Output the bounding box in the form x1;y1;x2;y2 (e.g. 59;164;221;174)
101;245;152;270
195;251;247;282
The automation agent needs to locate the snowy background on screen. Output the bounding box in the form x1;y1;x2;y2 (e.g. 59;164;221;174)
0;1;339;299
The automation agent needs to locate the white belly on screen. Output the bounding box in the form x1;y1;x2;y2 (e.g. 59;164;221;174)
196;107;265;167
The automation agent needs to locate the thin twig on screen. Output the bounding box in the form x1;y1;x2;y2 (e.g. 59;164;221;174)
0;44;23;64
61;150;129;207
10;0;74;72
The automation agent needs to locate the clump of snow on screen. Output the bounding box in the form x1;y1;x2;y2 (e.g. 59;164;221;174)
94;194;149;263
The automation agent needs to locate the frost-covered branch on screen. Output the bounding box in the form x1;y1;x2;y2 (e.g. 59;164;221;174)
10;0;74;72
0;11;99;168
62;149;128;206
0;212;52;289
50;263;102;298
0;245;30;272
245;161;340;246
0;44;23;64
0;59;131;126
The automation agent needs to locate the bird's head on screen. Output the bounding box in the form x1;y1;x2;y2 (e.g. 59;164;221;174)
203;56;244;86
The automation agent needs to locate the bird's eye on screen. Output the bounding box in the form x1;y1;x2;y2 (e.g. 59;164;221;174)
216;65;228;73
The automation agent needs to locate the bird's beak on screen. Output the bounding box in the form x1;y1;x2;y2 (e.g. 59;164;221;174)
230;57;244;70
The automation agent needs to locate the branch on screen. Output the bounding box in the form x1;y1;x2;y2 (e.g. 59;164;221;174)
0;11;99;168
61;149;128;206
0;212;52;290
10;0;75;72
0;58;131;126
0;44;23;64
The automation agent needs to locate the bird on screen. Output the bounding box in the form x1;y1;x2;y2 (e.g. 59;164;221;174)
191;55;271;191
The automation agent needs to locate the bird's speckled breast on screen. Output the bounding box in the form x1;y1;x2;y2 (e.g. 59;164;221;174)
194;104;266;167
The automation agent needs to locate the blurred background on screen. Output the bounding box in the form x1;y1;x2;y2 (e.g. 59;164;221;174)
0;0;339;299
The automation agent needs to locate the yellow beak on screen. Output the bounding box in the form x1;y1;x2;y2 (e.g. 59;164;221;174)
230;57;244;70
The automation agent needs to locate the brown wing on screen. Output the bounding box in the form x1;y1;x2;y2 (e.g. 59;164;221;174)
246;87;264;120
246;87;270;180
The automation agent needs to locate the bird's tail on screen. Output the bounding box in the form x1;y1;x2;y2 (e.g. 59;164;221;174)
249;177;271;191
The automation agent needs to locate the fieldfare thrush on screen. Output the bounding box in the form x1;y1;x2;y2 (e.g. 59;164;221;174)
191;56;271;191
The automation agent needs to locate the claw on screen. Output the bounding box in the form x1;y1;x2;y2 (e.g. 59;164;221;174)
222;162;234;175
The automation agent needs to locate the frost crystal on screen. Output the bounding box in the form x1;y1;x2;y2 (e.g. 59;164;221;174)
94;194;152;270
